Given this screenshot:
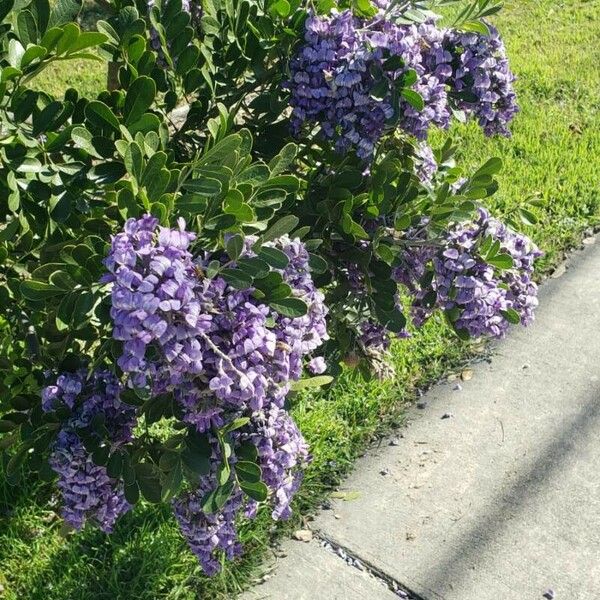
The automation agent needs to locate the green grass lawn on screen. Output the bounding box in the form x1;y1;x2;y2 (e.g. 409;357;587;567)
2;0;600;598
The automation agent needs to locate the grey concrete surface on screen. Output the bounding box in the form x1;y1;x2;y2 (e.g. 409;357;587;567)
244;241;600;600
241;537;399;600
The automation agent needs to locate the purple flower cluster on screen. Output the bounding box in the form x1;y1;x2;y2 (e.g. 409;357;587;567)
43;370;136;532
287;9;518;158
173;463;244;576
173;404;311;574
444;25;519;136
103;217;326;573
103;220;327;426
394;209;541;338
287;12;451;158
242;406;310;520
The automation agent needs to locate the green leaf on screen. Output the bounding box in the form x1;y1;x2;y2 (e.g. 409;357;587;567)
221;417;250;433
235;461;261;483
270;297;308;318
239;480;268;502
55;22;79;54
124;482;140;504
181;447;210;475
32;101;63;136
370;78;389;100
226;234;244;261
473;157;503;178
124;76;156;125
487;253;513;270
221;268;253;289
261;215;299;244
85;101;120;132
8;39;25;68
135;462;162;503
40;26;63;51
501;308;521;325
401;88;425;111
202;480;235;513
31;0;50;35
17;10;38;47
24;33;46;60
66;31;107;53
258;246;289;269
519;208;538;226
308;253;328;274
48;0;82;27
460;20;490;35
21;280;63;300
290;375;333;391
143;394;172;424
106;451;123;478
268;143;297;177
182;177;222;196
160;461;183;502
269;0;290;17
128;113;160;135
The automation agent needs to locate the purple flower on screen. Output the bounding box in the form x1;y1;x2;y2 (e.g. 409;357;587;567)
286;13;451;158
308;356;327;374
414;142;438;184
43;370;136;532
103;218;328;574
445;24;519;136
394;209;541;337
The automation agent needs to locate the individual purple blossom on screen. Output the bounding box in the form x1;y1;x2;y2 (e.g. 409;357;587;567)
308;356;327;374
445;24;519;136
414;142;438;184
43;370;136;533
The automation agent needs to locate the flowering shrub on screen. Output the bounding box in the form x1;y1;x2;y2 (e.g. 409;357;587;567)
0;0;540;574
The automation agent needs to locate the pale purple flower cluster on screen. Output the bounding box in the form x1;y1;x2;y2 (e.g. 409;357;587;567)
173;405;311;574
288;8;518;157
273;236;329;380
243;406;310;520
103;217;325;573
287;12;451;158
444;25;518;136
394;210;541;338
103;219;327;427
173;461;244;576
43;370;136;533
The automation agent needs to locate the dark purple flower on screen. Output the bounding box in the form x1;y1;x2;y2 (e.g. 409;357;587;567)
445;24;519;136
394;209;541;337
43;370;136;532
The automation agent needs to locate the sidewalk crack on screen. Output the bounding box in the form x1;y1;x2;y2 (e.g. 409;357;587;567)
314;530;429;600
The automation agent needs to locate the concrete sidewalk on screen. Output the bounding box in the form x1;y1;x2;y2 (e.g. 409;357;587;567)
242;240;600;600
